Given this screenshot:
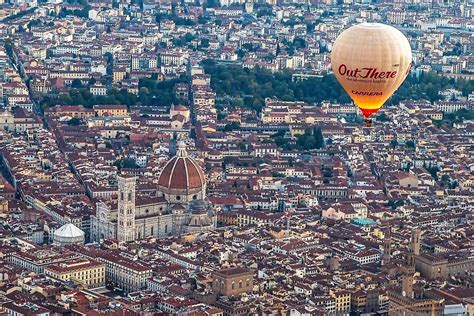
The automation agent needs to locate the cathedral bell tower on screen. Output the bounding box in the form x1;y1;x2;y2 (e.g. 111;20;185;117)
117;175;137;242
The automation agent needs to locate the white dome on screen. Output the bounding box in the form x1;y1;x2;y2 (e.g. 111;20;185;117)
54;223;85;245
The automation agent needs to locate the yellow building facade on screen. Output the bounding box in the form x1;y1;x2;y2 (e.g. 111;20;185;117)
44;259;105;289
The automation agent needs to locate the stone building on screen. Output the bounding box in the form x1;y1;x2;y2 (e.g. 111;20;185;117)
212;267;254;297
415;251;474;280
90;142;216;242
44;258;105;289
157;142;207;204
388;229;445;315
53;223;85;246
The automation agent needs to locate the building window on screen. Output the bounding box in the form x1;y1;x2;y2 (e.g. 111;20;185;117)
239;280;242;288
193;195;197;200
151;226;154;235
176;196;181;201
231;281;235;290
246;278;250;287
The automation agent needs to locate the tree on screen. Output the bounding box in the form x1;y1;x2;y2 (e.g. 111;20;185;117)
41;87;138;109
387;199;404;209
271;171;285;178
377;113;391;122
231;99;244;108
4;40;14;59
273;126;324;151
200;38;210;49
223;122;241;132
27;19;42;29
71;79;83;88
313;127;324;149
67;117;82;126
60;5;91;18
427;166;439;179
406;140;415;149
183;33;195;43
201;60;351;105
242;43;255;51
204;0;218;8
288;158;294;167
198;15;209;24
257;8;273;17
114;158;139;170
390;139;398;149
46;49;54;58
293;37;307;50
122;158;139;168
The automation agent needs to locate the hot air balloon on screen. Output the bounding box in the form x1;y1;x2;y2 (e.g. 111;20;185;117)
331;23;412;126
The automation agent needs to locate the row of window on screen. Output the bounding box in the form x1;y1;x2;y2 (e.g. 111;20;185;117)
214;278;250;290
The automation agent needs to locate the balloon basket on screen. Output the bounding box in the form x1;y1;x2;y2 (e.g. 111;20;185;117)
364;118;372;127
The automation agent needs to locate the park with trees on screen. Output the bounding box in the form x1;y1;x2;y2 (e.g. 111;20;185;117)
39;58;472;119
202;60;473;112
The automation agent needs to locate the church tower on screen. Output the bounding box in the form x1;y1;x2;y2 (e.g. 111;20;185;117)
117;175;136;242
411;228;421;256
401;229;421;298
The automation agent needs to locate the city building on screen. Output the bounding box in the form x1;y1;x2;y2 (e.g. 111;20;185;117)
44;258;105;289
91;142;216;242
53;223;85;246
212;267;254;297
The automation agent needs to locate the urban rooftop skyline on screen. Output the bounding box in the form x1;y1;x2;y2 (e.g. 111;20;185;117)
0;0;472;315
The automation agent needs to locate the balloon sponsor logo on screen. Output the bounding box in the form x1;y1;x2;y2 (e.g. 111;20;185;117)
351;90;383;96
338;64;398;80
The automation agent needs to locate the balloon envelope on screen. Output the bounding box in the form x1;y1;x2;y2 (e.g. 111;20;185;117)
331;23;412;118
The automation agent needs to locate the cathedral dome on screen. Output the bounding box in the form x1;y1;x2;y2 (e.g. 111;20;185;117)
157;142;206;203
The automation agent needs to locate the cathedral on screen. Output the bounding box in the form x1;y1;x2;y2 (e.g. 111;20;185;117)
90;142;217;242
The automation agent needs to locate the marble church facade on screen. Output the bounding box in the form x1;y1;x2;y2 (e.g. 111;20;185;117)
90;143;216;242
